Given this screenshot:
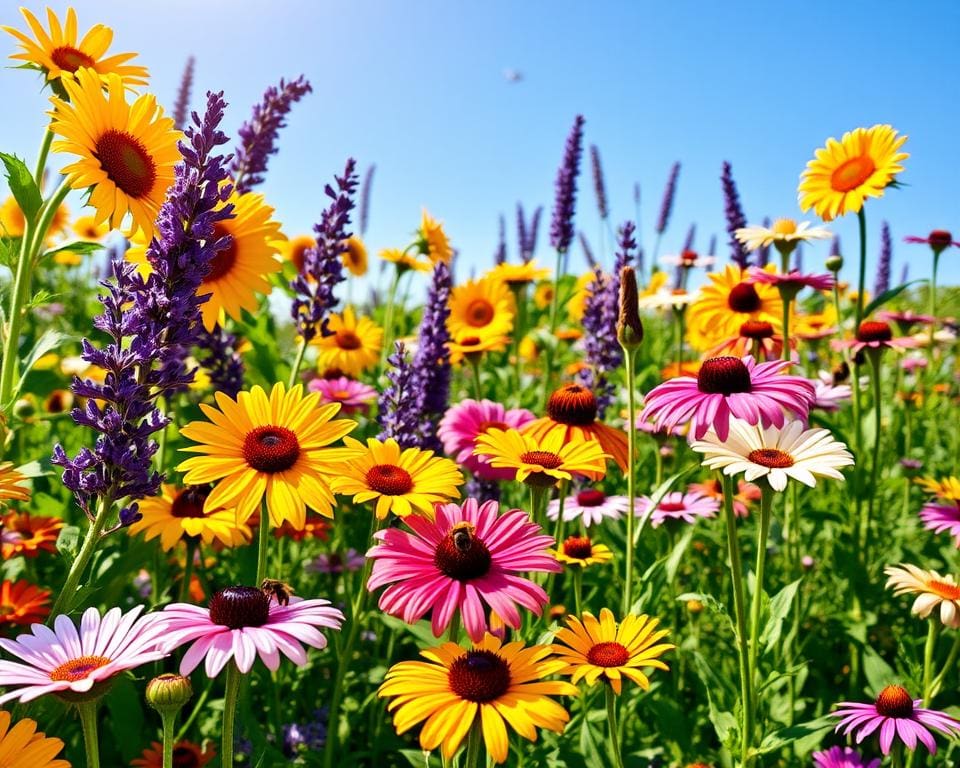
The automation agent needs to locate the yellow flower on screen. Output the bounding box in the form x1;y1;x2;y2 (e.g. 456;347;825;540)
279;234;316;273
2;6;148;88
419;209;452;264
488;260;550;287
379;633;577;764
1;197;69;244
685;264;782;351
49;68;181;239
735;218;831;253
551;608;673;694
641;270;668;296
128;484;251;551
474;427;608;487
0;710;69;768
553;535;614;568
799;124;908;221
916;476;960;502
313;307;383;376
380;247;432;273
342;235;368;276
330;437;463;520
0;464;31;504
533;280;554;309
177;383;359;529
567;271;597;322
447;332;510;365
71;214;109;240
448;277;514;341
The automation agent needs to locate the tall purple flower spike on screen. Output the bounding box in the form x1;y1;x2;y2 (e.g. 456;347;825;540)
721;161;749;269
549;115;585;253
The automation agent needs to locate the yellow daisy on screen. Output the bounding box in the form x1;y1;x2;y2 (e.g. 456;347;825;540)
685;264;782;351
2;6;148;88
488;260;550;287
177;383;359;529
279;234;316;274
0;197;69;244
379;632;577;764
0;710;69;768
553;535;614;568
799;124;908;221
474;427;608;487
71;214;109;240
533;281;554;309
567;271;597;322
0;464;31;504
447;332;511;365
550;608;674;694
380;247;432;273
48;68;181;239
916;476;960;502
331;437;464;519
342;235;368;276
418;209;452;264
313;306;383;376
128;484;251;551
447;277;514;340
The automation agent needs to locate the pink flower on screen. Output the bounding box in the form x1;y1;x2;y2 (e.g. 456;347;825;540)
638;490;720;528
812;371;852;412
832;321;918;356
831;685;960;755
546;488;638;527
366;498;560;642
901;356;928;374
688;477;760;518
748;267;835;293
0;606;168;703
919;501;960;547
161;587;343;676
438;399;534;480
904;230;960;254
876;309;935;333
812;746;880;768
640;355;815;441
660;250;715;269
307;376;377;414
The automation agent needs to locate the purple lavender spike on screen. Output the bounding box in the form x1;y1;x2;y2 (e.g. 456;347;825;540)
494;215;507;264
413;263;452;451
590;144;608;220
655;163;680;235
377;342;421;448
579;232;596;268
359;164;375;236
549;115;585;253
721;161;749;269
874;221;892;296
171;56;194;131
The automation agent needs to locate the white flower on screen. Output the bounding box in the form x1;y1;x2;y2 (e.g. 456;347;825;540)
546;489;638;528
734;218;831;252
637;289;700;310
885;564;960;628
689;418;853;492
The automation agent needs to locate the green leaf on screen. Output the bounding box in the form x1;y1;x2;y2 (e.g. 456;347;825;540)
634;463;698;544
104;676;146;761
756;716;833;755
43;239;104;259
862;280;921;318
0;152;42;224
863;646;897;696
761;579;801;652
56;525;81;561
13;329;67;400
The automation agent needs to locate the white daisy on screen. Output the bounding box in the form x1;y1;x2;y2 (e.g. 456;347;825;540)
734;218;831;253
884;564;960;628
689;418;853;492
637;288;700;310
546;488;638;528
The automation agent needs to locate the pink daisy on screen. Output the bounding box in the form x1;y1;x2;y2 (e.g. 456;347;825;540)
638;490;720;528
307;376;377;414
832;321;918;356
812;371;852;412
919;501;960;547
366;498;560;642
0;606;168;704
876;310;935;334
688;477;760;518
161;587;344;676
831;684;960;755
904;230;960;254
812;746;880;768
660;249;715;269
438;399;535;480
748;267;835;293
901;356;928;374
640;355;815;441
546;488;639;527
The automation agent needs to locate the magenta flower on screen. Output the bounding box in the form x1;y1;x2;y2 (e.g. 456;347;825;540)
438;399;534;480
832;321;918;356
640;355;815;441
546;488;638;528
812;371;852;412
875;309;935;334
0;606;167;703
812;746;880;768
308;375;377;414
161;587;343;676
639;490;720;528
831;685;960;755
919;501;960;547
904;230;960;254
366;498;560;641
748;267;835;293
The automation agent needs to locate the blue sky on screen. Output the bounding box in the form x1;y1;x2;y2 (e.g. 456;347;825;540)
3;0;959;291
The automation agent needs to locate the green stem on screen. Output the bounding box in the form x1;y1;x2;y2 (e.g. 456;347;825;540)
468;356;483;400
77;700;101;768
47;494;113;620
175;677;213;742
921;619;939;707
34;127;54;186
553;479;569;548
674;307;684;366
604;684;625;768
540;248;565;407
221;662;242;768
862;352;884;557
161;711;177;768
379;267;403;368
288;337;308;389
572;567;583;617
781;294;792;362
930;633;960;699
529;484;550;528
255;500;270;583
746;484;774;763
928;251;940;368
179;539;197;603
511;284;527;406
623;348;638;615
464;719;483;768
854;207;867;330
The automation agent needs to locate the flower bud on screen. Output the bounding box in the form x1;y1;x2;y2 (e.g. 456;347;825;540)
145;673;192;715
825;255;843;273
616;266;643;350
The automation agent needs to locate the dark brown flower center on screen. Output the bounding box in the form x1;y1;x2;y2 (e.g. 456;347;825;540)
242;426;301;473
857;321;893;343
547;383;598;426
433;523;492;580
209;586;270;629
696;356;752;395
875;685;914;718
929;230;953;248
172;746;203;768
365;464;414;495
336;330;363;350
680;250;698;266
520;451;563;469
658;501;687;513
576;489;606;507
562;535;593;559
587;641;630;668
205;223;236;282
831;155;876;192
170;487;209;519
727;282;761;313
94;129;156;199
747;448;795;468
448;650;511;702
739;320;774;340
465;298;495;327
50;45;96;73
49;655;111;682
478;420;509;434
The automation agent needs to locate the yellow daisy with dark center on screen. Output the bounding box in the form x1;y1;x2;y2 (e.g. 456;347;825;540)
313;307;383;377
553;535;614;568
474;426;608;488
448;276;514;341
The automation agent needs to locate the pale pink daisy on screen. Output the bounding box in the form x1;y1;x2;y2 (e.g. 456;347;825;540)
307;376;377;414
812;371;852;412
0;606;168;704
832;321;918;356
366;498;559;641
546;488;638;527
748;267;835;293
161;587;344;676
438;399;534;480
813;746;880;768
641;355;815;441
638;490;719;528
659;249;715;269
831;684;960;755
876;309;935;334
919;501;960;547
901;356;928;374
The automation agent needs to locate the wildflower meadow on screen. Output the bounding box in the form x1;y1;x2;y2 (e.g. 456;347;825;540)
0;4;959;768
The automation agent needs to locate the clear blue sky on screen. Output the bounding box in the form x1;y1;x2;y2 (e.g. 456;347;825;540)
3;0;959;290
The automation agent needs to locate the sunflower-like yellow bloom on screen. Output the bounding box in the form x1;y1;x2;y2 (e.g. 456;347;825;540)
177;383;359;529
1;197;69;244
331;437;463;519
418;209;452;264
551;608;674;694
799;124;908;221
71;214;109;241
916;476;960;502
474;427;608;487
279;234;316;273
379;633;577;763
553;535;614;568
0;710;69;768
0;464;30;504
567;271;597;322
128;484;251;551
342;235;368;276
488;260;551;287
448;277;514;341
685;264;782;351
49;68;181;239
380;247;432;273
2;6;148;88
313;307;383;376
447;331;511;365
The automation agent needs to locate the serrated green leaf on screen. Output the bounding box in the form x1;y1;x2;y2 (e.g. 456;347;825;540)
0;152;42;224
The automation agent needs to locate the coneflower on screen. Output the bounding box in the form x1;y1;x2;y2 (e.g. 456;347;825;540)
413;263;452;452
721;161;749;269
755;217;771;267
874;221;892;296
359;163;375;236
549;114;585;254
590;144;609;221
171;55;194;131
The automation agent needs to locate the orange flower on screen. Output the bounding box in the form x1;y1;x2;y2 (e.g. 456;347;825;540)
0;580;51;628
0;464;30;504
1;512;63;559
131;740;215;768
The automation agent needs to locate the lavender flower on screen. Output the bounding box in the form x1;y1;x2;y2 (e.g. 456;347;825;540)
875;221;892;296
230;75;312;194
682;223;696;252
900;262;909;284
655;162;680;235
794;242;804;272
549;114;585;253
290;159;357;343
579;232;596;268
494;215;507;264
831;235;842;257
359;164;375;236
516;202;527;261
377;342;421;448
526;205;542;261
465;476;500;504
721;161;749;269
196;324;244;398
756;217;771;267
52;91;235;525
413;263;452;451
282;709;328;756
590;144;608;220
171;56;194;131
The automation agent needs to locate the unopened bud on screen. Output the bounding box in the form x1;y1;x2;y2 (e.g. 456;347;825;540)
825;255;843;273
616;266;643;350
145;673;192;715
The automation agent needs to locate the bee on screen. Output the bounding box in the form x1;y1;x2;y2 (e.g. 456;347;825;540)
450;522;476;553
260;578;295;606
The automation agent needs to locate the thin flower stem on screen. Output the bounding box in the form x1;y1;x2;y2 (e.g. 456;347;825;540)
255;500;270;583
511;284;527;406
623;348;638;615
572;567;583;617
179;539;197;603
553;479;570;548
47;494;113;620
447;612;460;643
469;356;484;401
161;711;177;768
175;677;213;742
77;700;101;768
862;351;884;556
34;126;54;186
747;483;774;763
928;250;940;368
781;294;792;362
288;336;308;389
921;619;940;707
854;207;868;330
604;684;625;768
379;267;403;369
221;662;242;768
464;719;484;768
930;633;960;699
540;248;565;407
674;307;684;367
